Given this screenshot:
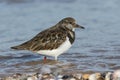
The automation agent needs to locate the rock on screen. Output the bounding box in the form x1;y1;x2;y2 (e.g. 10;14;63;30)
96;73;104;80
113;70;120;80
73;73;82;79
42;73;55;80
105;72;112;80
69;78;76;80
4;73;27;80
27;75;38;80
89;73;97;80
57;75;63;79
82;73;90;80
2;70;120;80
89;73;104;80
62;75;73;79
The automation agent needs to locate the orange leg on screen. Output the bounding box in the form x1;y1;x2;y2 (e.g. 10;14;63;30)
44;56;47;61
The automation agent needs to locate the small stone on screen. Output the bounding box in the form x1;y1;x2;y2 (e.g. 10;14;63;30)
42;74;51;78
89;73;104;80
27;76;38;80
73;73;82;79
82;74;90;80
101;72;106;78
4;77;13;80
89;73;96;80
49;78;55;80
13;73;22;78
58;79;63;80
41;73;55;80
0;78;3;80
95;73;101;79
113;70;120;80
4;73;28;80
69;78;76;80
62;75;69;79
36;73;42;80
57;75;63;79
95;73;104;80
62;75;73;79
27;77;33;80
105;72;112;80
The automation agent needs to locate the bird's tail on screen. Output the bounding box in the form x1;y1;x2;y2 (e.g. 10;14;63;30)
11;45;25;50
11;40;31;50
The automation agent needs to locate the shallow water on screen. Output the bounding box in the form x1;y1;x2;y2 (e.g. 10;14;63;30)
0;0;120;77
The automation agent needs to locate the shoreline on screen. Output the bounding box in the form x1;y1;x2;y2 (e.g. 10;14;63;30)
0;59;119;79
1;70;119;80
0;60;120;80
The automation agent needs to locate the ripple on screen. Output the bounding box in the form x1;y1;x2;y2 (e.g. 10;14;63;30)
0;54;39;60
90;49;109;53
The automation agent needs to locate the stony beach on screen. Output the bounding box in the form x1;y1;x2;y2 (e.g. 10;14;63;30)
0;60;120;80
1;67;120;80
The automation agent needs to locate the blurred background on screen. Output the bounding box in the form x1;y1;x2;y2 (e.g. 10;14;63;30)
0;0;120;77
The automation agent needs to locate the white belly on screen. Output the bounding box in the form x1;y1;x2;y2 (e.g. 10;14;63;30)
37;37;72;59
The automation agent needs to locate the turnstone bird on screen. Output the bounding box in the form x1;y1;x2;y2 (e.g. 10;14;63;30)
11;17;85;60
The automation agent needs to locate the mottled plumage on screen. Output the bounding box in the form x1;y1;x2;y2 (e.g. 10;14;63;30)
11;17;84;60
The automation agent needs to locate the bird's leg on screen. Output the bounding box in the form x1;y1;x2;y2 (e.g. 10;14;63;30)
44;56;47;61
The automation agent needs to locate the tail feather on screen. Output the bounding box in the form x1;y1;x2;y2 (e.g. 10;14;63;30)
11;45;25;50
11;40;31;50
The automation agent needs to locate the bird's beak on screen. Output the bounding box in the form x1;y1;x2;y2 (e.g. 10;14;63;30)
76;24;85;29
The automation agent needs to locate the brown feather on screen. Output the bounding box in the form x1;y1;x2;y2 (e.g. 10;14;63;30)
11;25;68;51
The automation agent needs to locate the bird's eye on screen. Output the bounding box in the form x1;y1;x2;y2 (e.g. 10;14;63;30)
69;22;72;24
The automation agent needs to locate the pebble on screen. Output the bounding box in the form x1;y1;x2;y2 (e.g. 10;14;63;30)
62;74;75;80
27;75;37;80
113;70;120;80
105;72;112;80
89;73;104;80
1;69;120;80
72;73;82;79
89;73;97;80
69;78;76;80
82;73;90;80
57;75;63;79
4;73;28;80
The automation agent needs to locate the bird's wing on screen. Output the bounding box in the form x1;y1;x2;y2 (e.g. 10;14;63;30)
11;27;67;51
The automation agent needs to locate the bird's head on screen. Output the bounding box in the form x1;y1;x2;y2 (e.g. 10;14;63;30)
58;17;85;31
